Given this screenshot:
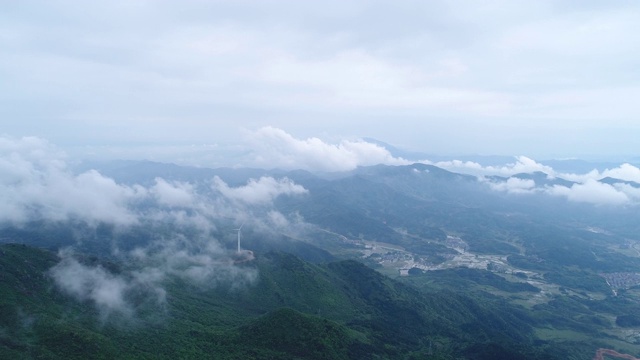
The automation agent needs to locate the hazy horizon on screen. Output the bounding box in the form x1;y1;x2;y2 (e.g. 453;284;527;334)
2;1;640;164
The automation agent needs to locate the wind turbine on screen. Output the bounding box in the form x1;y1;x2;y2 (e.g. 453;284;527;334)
234;223;244;253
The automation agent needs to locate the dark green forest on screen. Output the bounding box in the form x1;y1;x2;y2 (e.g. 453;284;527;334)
0;242;619;360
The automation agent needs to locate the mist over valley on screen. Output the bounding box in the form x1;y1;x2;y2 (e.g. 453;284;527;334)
4;1;640;358
2;134;640;359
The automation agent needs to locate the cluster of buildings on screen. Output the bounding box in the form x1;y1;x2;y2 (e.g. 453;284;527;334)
601;272;640;290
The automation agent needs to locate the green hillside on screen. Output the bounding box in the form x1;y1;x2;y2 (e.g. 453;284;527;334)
0;243;598;359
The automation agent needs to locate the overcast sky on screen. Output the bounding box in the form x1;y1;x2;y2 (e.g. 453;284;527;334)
2;0;639;166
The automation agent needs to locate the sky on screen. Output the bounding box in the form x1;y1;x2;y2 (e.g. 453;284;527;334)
2;0;640;166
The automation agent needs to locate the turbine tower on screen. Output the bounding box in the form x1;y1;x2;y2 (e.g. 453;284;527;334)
234;223;244;253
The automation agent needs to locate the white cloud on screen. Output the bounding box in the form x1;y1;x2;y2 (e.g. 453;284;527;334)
0;136;144;225
246;126;409;172
0;135;315;320
432;156;554;177
130;236;258;288
150;178;196;207
0;135;318;252
213;175;307;205
489;177;536;194
50;251;136;317
547;179;629;206
0;136;231;229
52;232;260;319
267;210;289;228
613;183;640;202
50;251;170;320
555;163;640;184
600;164;640;183
459;156;640;206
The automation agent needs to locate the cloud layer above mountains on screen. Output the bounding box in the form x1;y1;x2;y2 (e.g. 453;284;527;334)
2;131;640;316
4;1;640;157
3;132;640;223
432;156;555;177
246;126;409;172
0;136;144;225
462;156;640;206
213;174;308;205
0;135;308;318
546;180;631;206
0;135;310;226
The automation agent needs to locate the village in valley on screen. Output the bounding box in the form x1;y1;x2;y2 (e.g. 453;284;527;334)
324;230;640;306
360;235;520;276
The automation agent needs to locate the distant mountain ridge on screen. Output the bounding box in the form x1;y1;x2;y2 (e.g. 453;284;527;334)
363;137;639;173
362;137;518;165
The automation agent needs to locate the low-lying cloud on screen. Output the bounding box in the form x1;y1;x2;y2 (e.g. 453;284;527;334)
130;235;258;288
50;250;164;319
0;137;145;225
0;135;309;227
488;177;536;194
150;178;196;208
50;237;259;320
479;160;640;206
560;163;640;184
245;126;409;172
404;149;640;206
546;179;630;206
213;175;307;205
431;156;555;178
0;135;313;320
